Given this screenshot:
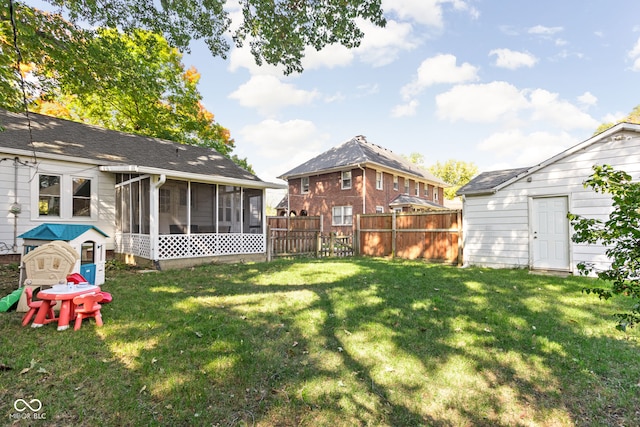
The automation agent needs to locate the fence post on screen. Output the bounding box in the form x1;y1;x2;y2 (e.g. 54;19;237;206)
316;231;321;258
392;210;396;258
330;232;335;257
457;209;463;266
355;214;360;256
266;225;272;262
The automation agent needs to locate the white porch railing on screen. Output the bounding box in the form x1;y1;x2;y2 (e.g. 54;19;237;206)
115;233;265;260
115;233;152;259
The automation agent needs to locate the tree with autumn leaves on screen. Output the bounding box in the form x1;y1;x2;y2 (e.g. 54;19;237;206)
1;3;239;164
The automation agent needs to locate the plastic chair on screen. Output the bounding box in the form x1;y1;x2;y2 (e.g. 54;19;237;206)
72;293;104;331
21;287;57;326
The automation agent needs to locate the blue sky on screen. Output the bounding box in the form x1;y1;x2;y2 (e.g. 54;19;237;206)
28;0;640;195
179;0;640;192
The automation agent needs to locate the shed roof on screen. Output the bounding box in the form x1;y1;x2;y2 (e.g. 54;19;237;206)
0;109;283;189
456;167;530;196
278;135;448;186
18;223;109;241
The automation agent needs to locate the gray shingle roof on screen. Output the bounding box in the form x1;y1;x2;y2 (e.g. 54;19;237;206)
456;167;530;196
388;194;449;210
0;109;263;183
278;135;449;186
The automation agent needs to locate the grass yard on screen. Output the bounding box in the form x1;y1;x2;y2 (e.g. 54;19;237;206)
1;257;639;426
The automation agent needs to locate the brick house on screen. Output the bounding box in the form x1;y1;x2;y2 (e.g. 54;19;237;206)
277;135;449;233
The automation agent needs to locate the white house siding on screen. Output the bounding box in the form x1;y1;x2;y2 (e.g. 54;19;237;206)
0;154;116;257
462;131;640;274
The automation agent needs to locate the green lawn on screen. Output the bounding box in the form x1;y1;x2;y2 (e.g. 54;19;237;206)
1;258;639;426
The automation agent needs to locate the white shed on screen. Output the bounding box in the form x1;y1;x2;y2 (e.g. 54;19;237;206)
457;122;640;275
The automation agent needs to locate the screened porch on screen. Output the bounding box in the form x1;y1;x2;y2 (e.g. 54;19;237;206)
114;174;266;262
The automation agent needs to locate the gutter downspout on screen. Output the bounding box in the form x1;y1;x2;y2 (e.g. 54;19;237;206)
151;174;166;269
357;164;366;215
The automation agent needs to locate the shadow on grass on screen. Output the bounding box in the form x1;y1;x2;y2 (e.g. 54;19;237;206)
1;258;639;426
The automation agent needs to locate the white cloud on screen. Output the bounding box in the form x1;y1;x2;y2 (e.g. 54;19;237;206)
479;130;577;167
577;91;597;107
435;81;528;122
435;82;598;131
489;48;538;70
382;0;479;26
628;37;640;71
602;111;627;124
400;54;478;100
228;75;320;115
528;25;563;36
391;100;420;118
528;89;599;130
382;0;445;27
355;18;419;67
302;44;355;70
237;119;329;181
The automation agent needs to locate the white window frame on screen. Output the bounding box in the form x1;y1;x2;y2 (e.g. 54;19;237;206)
414;182;420;196
404;178;409;194
332;205;353;226
433;187;439;202
424;185;429;198
375;206;384;213
33;172;96;220
376;171;383;190
393;176;398;191
301;176;309;193
72;177;92;217
341;171;352;189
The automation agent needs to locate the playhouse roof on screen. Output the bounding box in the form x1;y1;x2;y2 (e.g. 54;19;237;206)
18;223;109;241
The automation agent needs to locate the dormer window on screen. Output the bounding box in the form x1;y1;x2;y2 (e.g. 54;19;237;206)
341;171;352;189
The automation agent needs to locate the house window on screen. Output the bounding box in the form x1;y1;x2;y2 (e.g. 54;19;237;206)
376;206;384;213
414;182;420;196
179;188;187;206
159;188;171;213
301;176;309;193
332;205;353;225
341;171;352;189
433;187;439;202
376;171;383;190
393;176;398;191
38;174;61;216
72;177;91;217
424;185;429;198
404;178;409;194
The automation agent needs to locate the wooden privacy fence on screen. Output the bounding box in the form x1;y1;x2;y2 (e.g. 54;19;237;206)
357;210;462;264
266;216;354;259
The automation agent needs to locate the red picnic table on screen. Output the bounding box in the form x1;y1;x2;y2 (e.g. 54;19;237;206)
32;284;100;331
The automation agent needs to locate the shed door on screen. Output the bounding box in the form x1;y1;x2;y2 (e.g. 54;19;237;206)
531;196;570;270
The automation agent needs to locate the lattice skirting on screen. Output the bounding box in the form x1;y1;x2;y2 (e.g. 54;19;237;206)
115;233;265;260
115;234;152;259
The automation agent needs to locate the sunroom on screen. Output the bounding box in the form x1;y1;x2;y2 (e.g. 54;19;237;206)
110;170;282;269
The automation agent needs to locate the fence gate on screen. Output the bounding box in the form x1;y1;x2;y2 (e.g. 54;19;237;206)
267;216;353;259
